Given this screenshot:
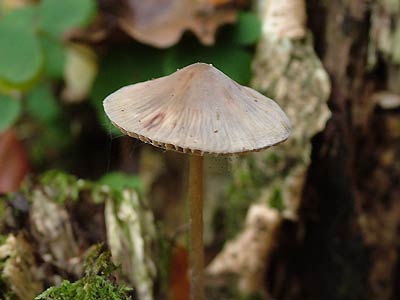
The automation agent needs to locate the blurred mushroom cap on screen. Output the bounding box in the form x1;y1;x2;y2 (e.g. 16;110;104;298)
103;63;291;155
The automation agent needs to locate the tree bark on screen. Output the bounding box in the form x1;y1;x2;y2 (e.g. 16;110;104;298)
272;1;400;300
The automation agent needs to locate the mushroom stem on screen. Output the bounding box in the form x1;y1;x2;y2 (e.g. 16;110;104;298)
188;155;205;300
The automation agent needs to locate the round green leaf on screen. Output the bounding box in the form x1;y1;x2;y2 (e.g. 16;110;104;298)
39;0;96;37
26;84;60;123
0;8;43;87
0;5;38;28
0;96;22;133
233;12;261;46
40;35;65;79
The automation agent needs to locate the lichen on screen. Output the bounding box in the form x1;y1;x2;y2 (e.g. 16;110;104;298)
368;0;400;67
105;189;156;300
30;188;80;269
0;234;42;300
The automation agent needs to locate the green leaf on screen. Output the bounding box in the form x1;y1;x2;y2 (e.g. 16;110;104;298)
91;43;165;134
26;84;60;123
40;35;65;79
39;0;96;37
233;12;261;46
99;172;143;192
0;96;22;133
163;41;253;85
0;7;43;87
0;5;38;28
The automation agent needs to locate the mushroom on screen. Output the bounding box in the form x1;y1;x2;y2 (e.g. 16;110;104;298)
103;63;291;300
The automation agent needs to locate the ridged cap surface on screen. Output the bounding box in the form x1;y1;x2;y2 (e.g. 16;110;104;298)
103;63;291;155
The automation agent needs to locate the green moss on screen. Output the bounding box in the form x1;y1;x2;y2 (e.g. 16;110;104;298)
35;245;132;300
23;170;143;205
99;172;143;196
39;170;82;203
268;188;285;212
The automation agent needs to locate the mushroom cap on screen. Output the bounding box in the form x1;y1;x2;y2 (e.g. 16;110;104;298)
103;63;291;155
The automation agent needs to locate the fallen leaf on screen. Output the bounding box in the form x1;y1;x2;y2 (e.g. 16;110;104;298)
207;0;250;6
0;130;29;193
170;244;189;300
115;0;237;48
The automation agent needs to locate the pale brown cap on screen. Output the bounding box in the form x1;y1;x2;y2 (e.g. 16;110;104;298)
103;63;291;155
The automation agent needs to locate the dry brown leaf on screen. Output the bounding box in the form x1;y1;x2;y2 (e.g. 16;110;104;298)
0;130;29;193
115;0;237;48
207;0;250;6
170;244;190;300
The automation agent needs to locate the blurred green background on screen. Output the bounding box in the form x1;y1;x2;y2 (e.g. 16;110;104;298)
0;0;259;182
